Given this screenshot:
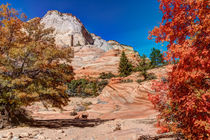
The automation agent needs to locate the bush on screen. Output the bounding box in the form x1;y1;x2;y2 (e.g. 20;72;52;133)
147;73;157;80
67;79;108;97
121;79;133;83
99;72;116;79
136;73;156;84
136;79;144;84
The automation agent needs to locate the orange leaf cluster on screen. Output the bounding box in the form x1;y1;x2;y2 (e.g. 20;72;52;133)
0;4;74;116
149;0;210;139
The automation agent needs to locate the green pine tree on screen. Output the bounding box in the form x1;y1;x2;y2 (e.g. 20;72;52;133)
137;54;151;80
150;47;164;67
118;51;133;77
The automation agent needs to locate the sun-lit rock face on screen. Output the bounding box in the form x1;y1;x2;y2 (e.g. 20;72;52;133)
107;40;134;51
40;10;113;51
39;10;141;77
107;40;141;66
41;10;91;47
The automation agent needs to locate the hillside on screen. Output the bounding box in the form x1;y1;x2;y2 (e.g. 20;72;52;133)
40;10;140;77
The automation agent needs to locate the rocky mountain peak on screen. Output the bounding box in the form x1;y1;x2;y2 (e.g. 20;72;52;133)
37;10;140;77
40;10;113;51
41;10;94;47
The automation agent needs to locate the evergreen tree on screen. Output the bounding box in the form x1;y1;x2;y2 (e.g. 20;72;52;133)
137;54;150;80
149;48;164;67
118;51;133;77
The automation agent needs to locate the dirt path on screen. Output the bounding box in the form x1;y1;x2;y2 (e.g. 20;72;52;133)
0;115;159;140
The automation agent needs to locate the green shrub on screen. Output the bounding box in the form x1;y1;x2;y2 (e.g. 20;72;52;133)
136;73;157;84
136;79;144;84
67;79;108;97
99;72;116;79
147;73;157;80
121;79;133;83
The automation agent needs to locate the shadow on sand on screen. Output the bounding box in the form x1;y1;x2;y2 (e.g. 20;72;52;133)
29;118;113;128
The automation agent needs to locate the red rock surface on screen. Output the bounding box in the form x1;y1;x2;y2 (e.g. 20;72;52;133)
74;49;121;78
88;80;156;119
74;49;141;78
27;66;171;121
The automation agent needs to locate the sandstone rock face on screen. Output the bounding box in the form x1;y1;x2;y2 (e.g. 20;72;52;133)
72;45;105;70
39;10;140;78
74;49;121;78
91;33;113;52
41;10;113;51
107;40;141;66
41;10;93;47
108;40;134;51
87;66;171;120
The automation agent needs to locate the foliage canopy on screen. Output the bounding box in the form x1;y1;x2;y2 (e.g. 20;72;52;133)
0;4;74;122
149;0;210;139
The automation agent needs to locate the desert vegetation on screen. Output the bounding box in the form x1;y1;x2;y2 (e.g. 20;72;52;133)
67;79;108;97
99;72;116;79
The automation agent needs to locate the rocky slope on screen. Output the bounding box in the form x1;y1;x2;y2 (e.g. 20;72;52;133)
40;10;140;77
0;66;172;140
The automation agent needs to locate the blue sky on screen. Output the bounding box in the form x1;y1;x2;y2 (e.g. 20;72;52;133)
1;0;166;56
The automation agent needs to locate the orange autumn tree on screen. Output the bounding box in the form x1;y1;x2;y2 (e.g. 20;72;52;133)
148;0;209;139
0;4;74;123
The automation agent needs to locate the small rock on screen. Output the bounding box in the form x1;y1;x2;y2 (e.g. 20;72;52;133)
70;111;78;116
12;136;20;140
74;105;86;112
97;99;108;104
0;123;4;129
113;123;121;131
19;132;29;138
39;131;44;135
56;137;62;139
31;130;40;138
81;113;89;119
32;130;40;135
57;130;64;133
37;135;45;140
2;134;7;138
4;132;13;139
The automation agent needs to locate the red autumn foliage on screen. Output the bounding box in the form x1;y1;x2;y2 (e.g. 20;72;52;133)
148;0;210;139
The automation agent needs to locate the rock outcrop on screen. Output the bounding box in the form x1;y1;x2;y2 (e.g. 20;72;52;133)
41;10;113;52
39;10;140;77
41;10;93;47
